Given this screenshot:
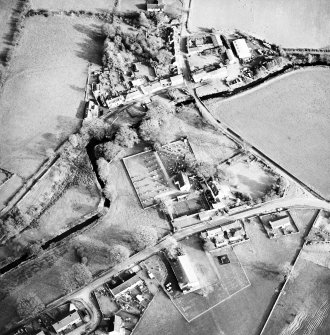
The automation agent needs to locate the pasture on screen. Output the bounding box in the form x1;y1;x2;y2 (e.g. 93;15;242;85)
262;257;330;335
205;68;330;199
30;0;115;11
0;0;18;62
0;15;103;179
189;0;330;48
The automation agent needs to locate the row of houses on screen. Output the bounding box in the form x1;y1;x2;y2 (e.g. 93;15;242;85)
200;220;248;249
86;73;184;118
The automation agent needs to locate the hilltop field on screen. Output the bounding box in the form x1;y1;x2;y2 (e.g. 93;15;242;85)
30;0;115;11
0;15;103;179
205;67;330;199
189;0;330;48
0;0;18;60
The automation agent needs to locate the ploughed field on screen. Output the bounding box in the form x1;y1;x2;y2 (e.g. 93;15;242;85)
0;15;102;179
189;0;330;48
205;68;330;199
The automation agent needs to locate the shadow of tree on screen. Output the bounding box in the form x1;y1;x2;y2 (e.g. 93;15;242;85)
74;23;104;65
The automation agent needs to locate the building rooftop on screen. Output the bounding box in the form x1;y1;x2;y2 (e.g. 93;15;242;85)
171;254;199;292
269;216;291;230
233;38;252;59
52;311;81;334
111;275;143;297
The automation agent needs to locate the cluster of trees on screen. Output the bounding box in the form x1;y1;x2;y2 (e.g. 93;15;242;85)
97;124;140;163
130;225;158;252
60;263;93;293
139;99;175;144
75;238;130;269
79;118;110;142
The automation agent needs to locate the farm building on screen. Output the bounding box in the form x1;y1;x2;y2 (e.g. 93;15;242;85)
130;78;145;87
269;215;291;230
175;172;191;192
170;74;184;86
110;275;143;298
146;0;164;11
233;38;252;60
106;96;125;109
140;81;162;95
52;311;82;334
170;254;200;294
85;100;99;119
109;315;125;335
226;49;238;64
211;34;223;47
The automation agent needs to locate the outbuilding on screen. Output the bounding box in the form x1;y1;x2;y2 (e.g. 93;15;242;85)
233;38;252;60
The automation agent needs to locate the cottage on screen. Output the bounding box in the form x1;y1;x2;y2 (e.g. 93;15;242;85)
85;100;99;119
52;311;82;334
269;216;291;230
233;38;252;60
175;172;191;192
110;275;143;298
170;255;199;293
130;78;144;87
146;0;164;11
106;96;125;109
170;74;184;86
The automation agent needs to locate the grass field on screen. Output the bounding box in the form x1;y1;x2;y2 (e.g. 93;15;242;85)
262;257;330;335
189;0;330;48
30;0;115;11
0;0;18;62
205;68;330;199
0;15;103;179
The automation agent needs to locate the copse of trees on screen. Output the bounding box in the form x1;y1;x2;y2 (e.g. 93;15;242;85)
60;263;93;293
139;99;175;144
114;124;140;148
16;291;45;319
75;238;130;268
130;225;158;251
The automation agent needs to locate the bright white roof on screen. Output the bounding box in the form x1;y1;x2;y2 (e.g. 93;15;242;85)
233;38;251;59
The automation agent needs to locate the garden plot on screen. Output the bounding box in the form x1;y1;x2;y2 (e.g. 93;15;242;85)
223;158;277;199
173;195;209;218
158;139;195;177
123;151;173;208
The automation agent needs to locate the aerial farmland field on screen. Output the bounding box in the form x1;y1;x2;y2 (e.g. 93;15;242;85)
189;0;330;48
0;0;18;59
0;15;103;179
205;67;330;199
30;0;115;11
